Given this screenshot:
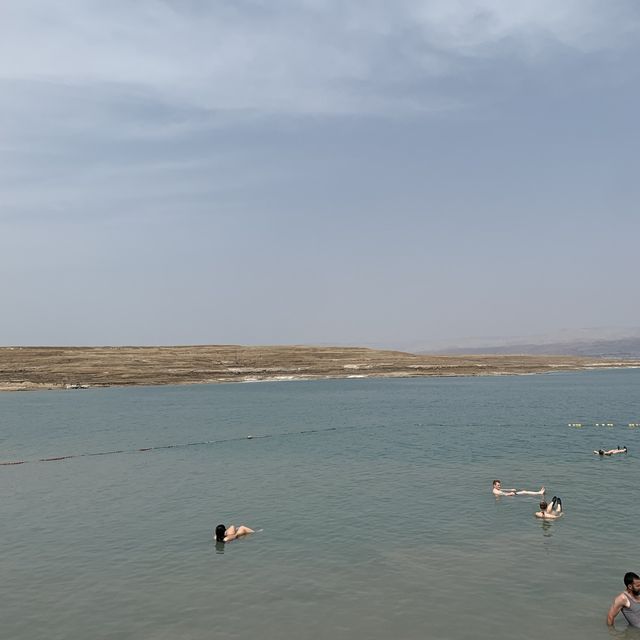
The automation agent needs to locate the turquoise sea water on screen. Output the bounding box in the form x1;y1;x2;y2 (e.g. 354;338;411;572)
2;369;640;640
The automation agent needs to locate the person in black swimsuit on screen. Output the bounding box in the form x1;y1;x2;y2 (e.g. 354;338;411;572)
535;496;563;519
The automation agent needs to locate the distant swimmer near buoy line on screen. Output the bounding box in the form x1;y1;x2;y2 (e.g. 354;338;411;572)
594;446;627;456
214;524;255;543
492;480;545;497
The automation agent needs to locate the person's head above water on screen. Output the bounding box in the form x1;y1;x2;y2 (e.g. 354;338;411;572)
493;480;501;488
624;572;640;596
598;450;605;456
215;524;226;542
539;500;548;511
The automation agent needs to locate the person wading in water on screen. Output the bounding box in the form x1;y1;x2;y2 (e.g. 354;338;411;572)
607;572;640;628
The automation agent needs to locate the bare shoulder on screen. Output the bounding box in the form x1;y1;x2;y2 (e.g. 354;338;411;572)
615;592;630;607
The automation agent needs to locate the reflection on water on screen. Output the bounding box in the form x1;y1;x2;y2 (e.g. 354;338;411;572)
608;625;640;638
540;519;553;538
215;541;226;555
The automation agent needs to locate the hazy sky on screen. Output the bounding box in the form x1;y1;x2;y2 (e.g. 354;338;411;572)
2;1;639;347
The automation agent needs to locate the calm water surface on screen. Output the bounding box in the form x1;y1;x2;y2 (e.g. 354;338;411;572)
2;370;640;640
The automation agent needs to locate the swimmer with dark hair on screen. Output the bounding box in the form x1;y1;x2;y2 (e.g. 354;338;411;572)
215;524;254;543
594;447;627;456
492;480;545;496
607;572;640;628
535;496;563;519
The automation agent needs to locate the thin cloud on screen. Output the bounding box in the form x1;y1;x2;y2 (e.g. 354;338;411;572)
0;0;637;114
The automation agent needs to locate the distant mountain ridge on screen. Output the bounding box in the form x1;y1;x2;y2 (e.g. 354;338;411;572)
427;336;640;358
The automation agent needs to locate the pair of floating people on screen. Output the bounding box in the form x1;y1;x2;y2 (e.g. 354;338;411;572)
492;480;563;519
594;446;627;456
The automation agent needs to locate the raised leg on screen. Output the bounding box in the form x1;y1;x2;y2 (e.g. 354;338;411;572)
235;526;255;537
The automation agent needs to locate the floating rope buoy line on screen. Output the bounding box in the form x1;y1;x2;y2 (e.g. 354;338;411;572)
4;419;598;468
0;426;339;467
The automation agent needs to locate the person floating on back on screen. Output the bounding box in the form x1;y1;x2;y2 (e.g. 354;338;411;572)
594;446;627;456
492;480;545;496
535;496;563;519
215;523;255;543
607;572;640;628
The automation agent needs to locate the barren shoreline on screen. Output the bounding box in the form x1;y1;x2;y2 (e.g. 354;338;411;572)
1;346;638;393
